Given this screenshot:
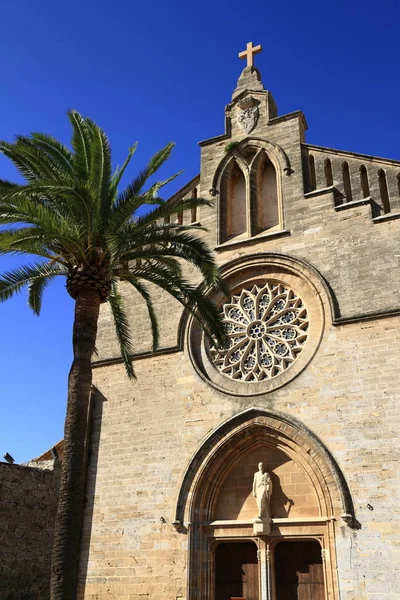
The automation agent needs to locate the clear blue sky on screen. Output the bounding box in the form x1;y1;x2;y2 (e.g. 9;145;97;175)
1;0;399;463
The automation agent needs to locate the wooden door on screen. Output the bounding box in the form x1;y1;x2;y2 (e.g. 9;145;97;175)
274;541;325;600
215;542;259;600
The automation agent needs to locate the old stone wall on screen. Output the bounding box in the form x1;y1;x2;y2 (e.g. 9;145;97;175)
0;461;60;599
80;308;400;599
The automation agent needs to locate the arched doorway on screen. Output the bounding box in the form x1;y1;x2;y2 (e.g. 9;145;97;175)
174;409;353;600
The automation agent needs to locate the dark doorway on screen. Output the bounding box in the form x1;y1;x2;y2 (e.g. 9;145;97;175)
274;541;325;600
215;541;259;600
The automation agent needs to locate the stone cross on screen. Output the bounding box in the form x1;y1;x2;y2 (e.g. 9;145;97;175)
238;41;262;67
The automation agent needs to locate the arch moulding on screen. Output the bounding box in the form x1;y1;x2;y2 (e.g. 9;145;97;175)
173;407;355;528
211;137;292;193
186;252;336;397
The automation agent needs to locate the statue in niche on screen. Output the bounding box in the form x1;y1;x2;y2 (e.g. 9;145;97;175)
252;461;273;521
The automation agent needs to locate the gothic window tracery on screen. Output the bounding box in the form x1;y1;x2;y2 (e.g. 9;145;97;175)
209;281;308;381
253;152;279;233
219;146;281;243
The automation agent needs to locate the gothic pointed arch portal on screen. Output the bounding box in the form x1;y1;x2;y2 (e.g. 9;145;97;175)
174;409;353;600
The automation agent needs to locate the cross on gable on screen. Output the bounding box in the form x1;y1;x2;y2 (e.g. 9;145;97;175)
238;41;262;67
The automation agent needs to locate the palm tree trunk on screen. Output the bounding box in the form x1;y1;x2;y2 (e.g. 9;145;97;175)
50;288;101;599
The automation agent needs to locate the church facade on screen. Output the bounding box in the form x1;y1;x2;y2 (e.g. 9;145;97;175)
78;46;400;600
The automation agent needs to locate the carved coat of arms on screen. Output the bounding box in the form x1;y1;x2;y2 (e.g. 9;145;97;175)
236;96;259;134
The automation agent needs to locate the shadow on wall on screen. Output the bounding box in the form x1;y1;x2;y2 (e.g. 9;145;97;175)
77;387;107;598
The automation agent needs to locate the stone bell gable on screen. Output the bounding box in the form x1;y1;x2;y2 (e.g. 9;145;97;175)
85;44;400;600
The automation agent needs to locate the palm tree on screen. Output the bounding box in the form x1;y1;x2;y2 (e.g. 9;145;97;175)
0;111;226;599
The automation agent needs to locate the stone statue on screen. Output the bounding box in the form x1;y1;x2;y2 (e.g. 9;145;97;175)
252;461;272;521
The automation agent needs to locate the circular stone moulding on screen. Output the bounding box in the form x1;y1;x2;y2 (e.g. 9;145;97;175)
187;254;327;398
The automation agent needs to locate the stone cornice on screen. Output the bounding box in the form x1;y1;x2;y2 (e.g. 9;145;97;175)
333;307;400;326
92;345;180;369
269;110;308;130
215;229;291;251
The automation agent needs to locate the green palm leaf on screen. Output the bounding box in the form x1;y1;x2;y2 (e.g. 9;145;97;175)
28;272;55;315
30;132;74;174
122;277;160;351
0;262;66;302
67;109;93;179
108;284;135;379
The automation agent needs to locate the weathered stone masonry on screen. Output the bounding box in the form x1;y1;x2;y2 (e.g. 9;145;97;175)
80;63;400;600
0;461;60;599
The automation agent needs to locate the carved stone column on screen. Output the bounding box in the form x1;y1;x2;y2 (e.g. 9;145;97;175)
265;545;272;600
258;538;271;600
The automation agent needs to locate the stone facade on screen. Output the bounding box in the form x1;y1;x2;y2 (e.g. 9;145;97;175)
79;64;400;599
0;460;60;599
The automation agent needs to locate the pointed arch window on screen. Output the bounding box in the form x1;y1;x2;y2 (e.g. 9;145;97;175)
229;164;247;238
378;169;391;213
360;165;370;198
324;158;333;187
217;143;285;245
342;161;353;202
253;152;279;234
191;187;198;223
220;160;247;242
308;155;316;191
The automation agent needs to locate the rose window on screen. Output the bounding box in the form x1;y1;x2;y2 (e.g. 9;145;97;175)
209;282;309;381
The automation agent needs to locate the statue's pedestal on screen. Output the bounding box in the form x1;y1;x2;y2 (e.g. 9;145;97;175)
253;518;271;535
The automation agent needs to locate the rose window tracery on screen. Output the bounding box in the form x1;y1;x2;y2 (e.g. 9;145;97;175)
209;282;309;381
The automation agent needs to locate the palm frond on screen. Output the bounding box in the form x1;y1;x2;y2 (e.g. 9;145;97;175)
0;227;65;262
108;223;219;285
0;141;39;182
136;195;212;227
30;132;74;174
0;262;66;303
0;180;19;194
67;109;93;179
123;142;175;197
14;136;70;183
108;284;135;379
109;142;176;231
110;143;138;196
0;181;94;228
28;273;55;315
0;197;85;260
121;263;226;345
120;277;160;351
88;121;112;219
